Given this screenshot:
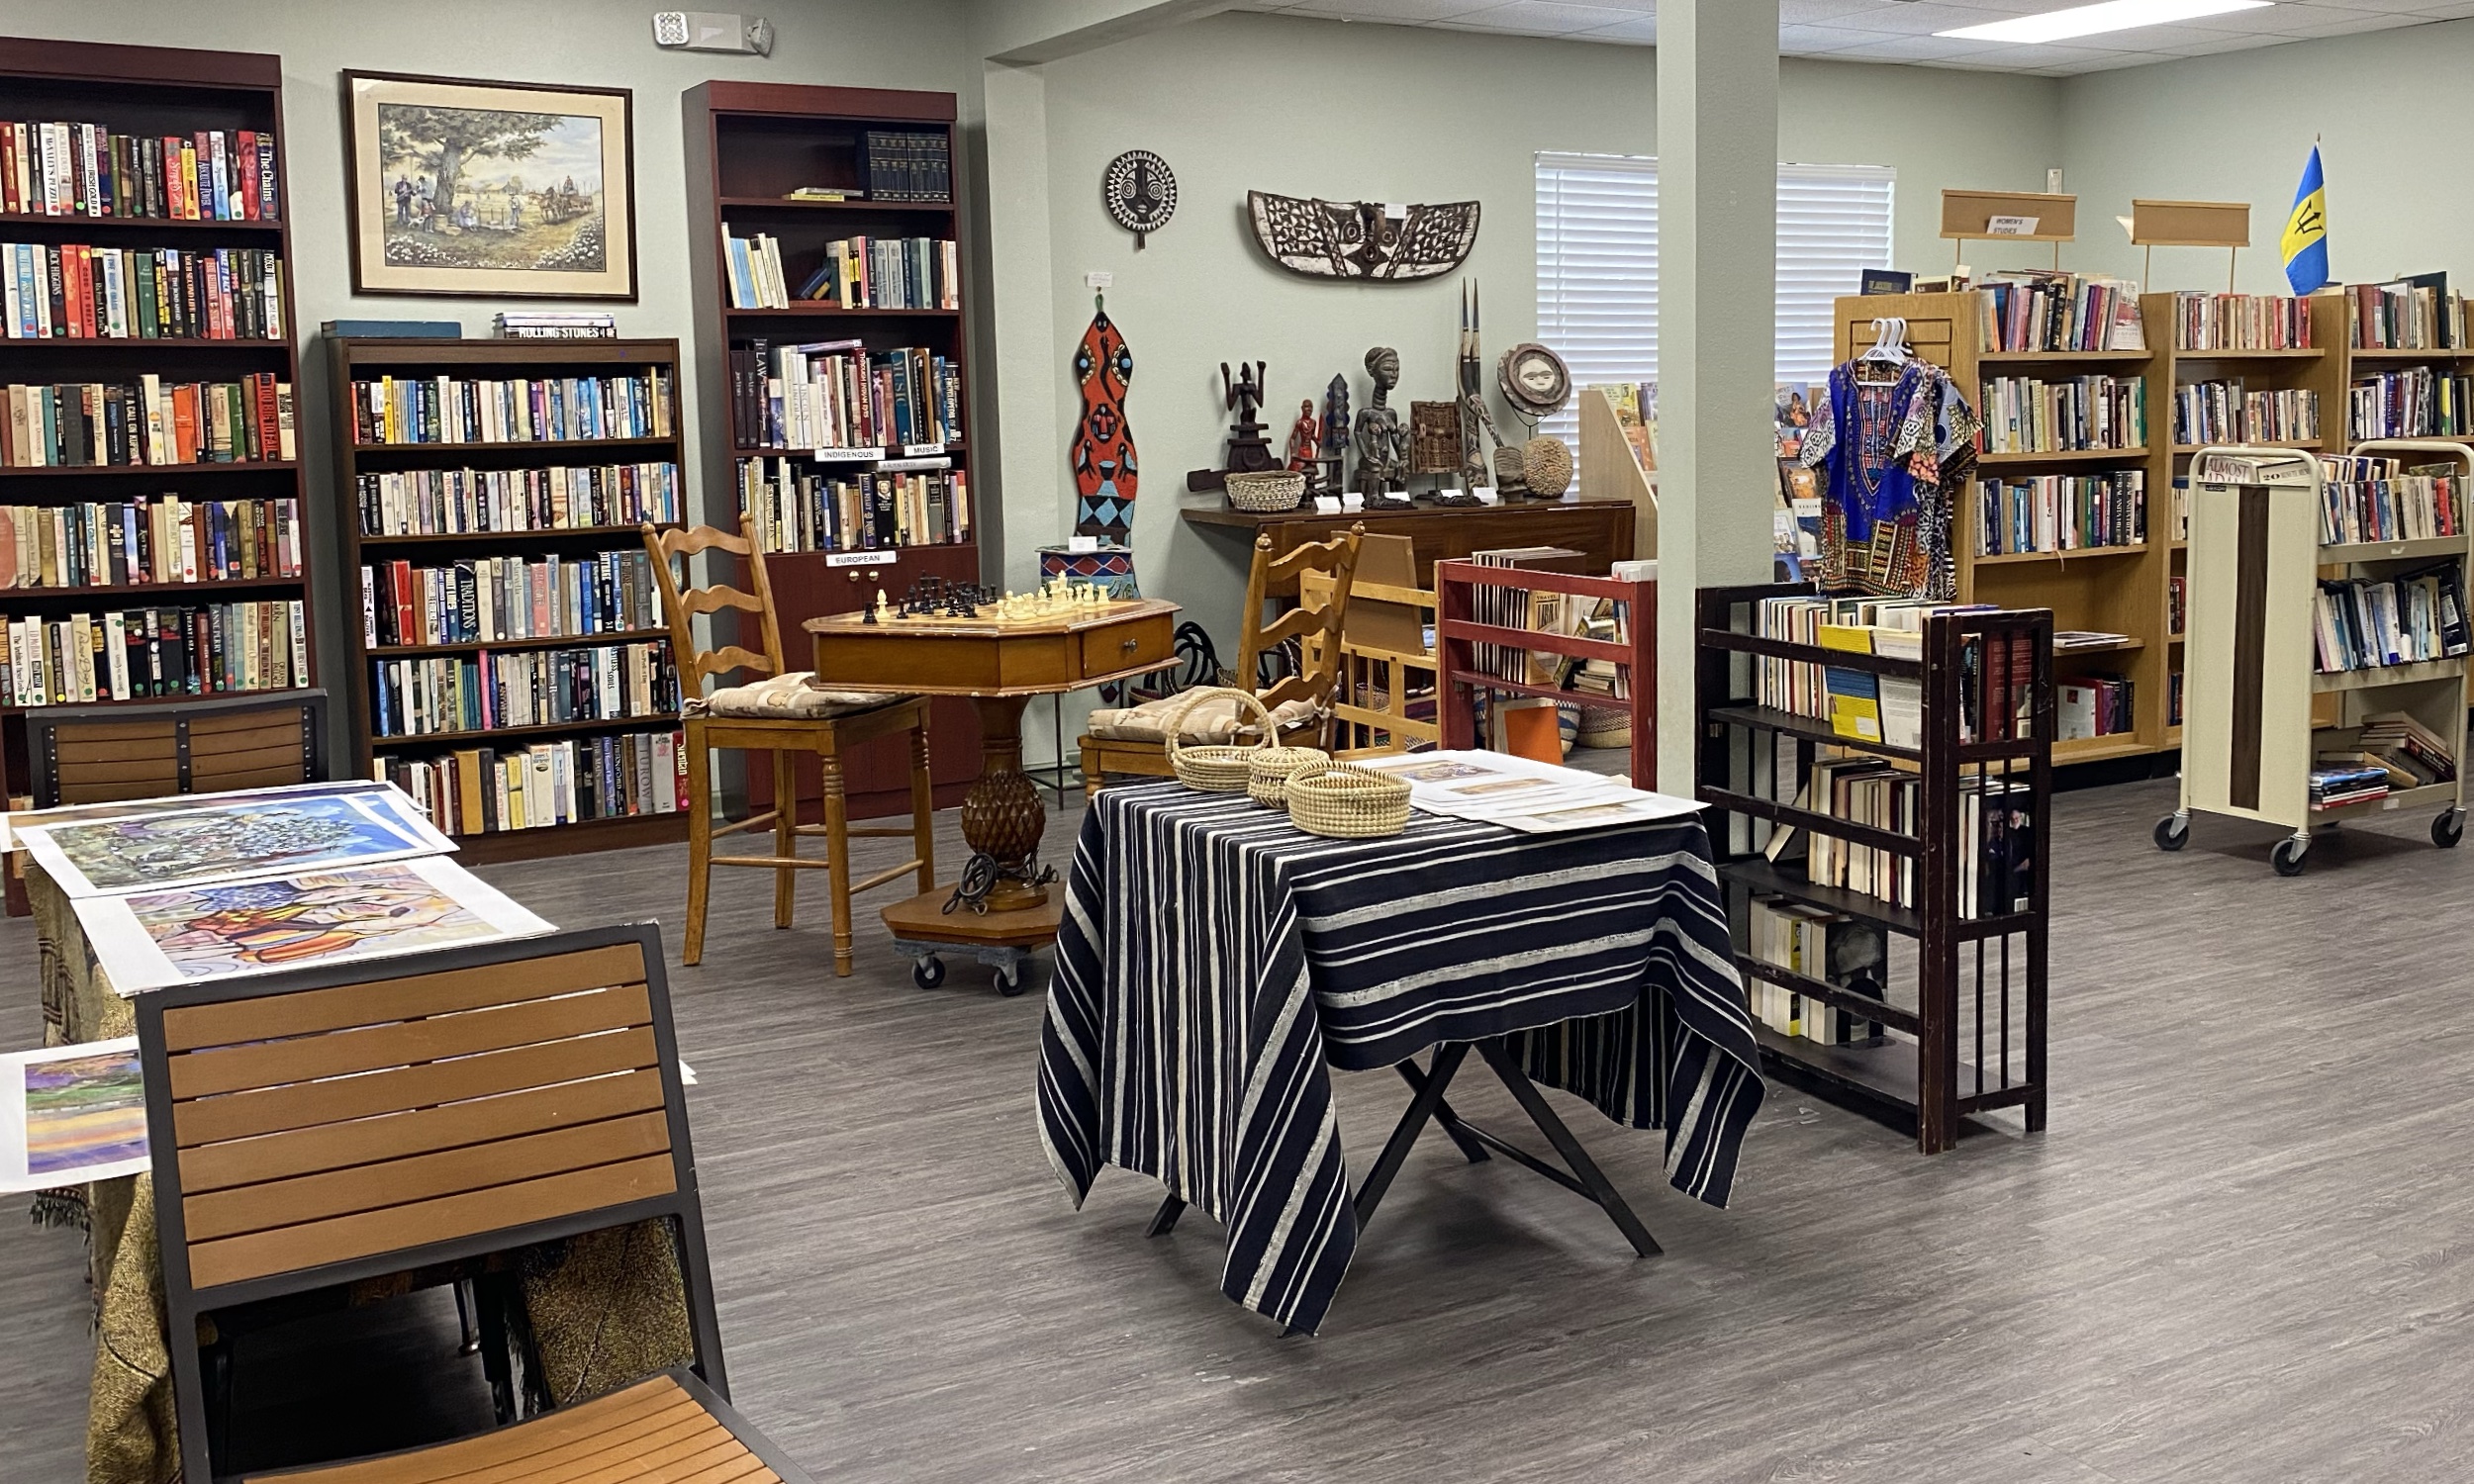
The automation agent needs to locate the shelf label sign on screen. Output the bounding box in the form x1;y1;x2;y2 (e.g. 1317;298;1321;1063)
1986;215;2040;236
811;447;879;462
825;550;896;569
903;442;946;457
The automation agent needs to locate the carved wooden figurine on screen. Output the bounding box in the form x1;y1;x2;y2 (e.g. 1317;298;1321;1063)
1351;346;1410;502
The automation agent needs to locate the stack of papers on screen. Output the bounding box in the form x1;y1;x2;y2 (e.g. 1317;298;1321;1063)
1350;751;1703;834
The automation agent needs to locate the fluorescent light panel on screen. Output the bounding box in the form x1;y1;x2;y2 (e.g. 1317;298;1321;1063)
1937;0;2272;45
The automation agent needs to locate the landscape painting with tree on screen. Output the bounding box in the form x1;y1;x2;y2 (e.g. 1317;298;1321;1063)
346;72;636;299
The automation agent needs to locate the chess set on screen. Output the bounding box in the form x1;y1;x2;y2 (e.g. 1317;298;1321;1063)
865;574;1130;625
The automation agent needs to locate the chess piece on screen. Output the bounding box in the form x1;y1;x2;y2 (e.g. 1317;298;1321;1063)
868;590;889;623
1353;346;1411;505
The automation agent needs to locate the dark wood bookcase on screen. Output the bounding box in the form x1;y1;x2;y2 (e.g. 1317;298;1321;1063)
1695;583;2054;1155
328;335;690;863
683;80;980;823
0;38;314;796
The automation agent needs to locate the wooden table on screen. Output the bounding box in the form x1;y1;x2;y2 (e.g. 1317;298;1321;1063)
807;598;1180;981
1181;497;1638;596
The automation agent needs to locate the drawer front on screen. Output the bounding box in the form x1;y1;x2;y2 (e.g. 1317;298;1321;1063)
1078;614;1176;681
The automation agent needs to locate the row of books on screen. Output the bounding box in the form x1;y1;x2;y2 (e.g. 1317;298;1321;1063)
722;231;796;310
378;729;689;839
2168;292;2312;351
2344;368;2474;442
1759;765;2035;921
1973;471;2146;556
2337;711;2461;797
1745;895;1886;1046
2171;382;2319;446
861;130;951;204
369;641;681;739
811;236;957;311
347;371;676;446
4;374;294;468
1978;374;2147;454
738;339;962;452
2;601;305;706
736;457;970;554
1;121;279;221
1973;271;2143;353
354;462;683;538
2057;674;2134;741
2318;456;2460;546
1755;594;2038;746
2343;275;2463;350
2310;561;2471;674
1;496;302;591
2309;759;2393;808
4;243;285;341
359;551;663;649
2169;574;2187;638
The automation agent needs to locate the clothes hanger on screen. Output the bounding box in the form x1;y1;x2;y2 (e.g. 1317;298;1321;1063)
1859;316;1911;364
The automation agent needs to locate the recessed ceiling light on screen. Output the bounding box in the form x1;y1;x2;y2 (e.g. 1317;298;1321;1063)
1937;0;2272;45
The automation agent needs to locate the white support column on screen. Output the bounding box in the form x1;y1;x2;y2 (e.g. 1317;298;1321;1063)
1654;0;1779;791
977;60;1062;590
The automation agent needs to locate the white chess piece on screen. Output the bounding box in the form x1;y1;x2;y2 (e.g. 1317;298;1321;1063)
874;590;892;621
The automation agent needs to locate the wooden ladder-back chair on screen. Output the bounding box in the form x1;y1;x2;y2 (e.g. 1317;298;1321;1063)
1300;563;1438;759
644;518;933;973
1080;526;1362;796
137;923;814;1484
26;689;328;806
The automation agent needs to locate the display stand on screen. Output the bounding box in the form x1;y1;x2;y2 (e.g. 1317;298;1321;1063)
1576;385;1660;560
1433;561;1653;765
1695;584;2053;1155
2158;441;2471;874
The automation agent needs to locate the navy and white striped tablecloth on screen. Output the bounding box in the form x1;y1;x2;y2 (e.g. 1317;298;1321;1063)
1036;782;1764;1335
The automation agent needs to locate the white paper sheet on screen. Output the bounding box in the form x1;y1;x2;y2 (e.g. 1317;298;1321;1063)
75;856;553;995
1353;750;1704;833
22;786;454;898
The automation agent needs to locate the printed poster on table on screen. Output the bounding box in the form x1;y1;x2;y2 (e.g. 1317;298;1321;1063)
20;786;454;898
74;857;552;995
1351;751;1704;834
0;779;398;850
1;1039;151;1192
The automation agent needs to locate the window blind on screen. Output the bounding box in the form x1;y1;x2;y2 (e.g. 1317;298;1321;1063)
1532;154;1896;445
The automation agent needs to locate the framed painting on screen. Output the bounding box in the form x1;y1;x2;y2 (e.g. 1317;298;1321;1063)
344;70;636;300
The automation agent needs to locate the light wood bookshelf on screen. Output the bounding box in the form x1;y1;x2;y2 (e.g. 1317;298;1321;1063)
1832;291;2162;765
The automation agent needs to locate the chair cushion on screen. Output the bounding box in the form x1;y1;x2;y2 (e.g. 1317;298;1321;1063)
690;672;910;720
1084;691;1321;744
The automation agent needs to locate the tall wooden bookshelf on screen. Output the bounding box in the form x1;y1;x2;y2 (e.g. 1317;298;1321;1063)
2142;291;2328;751
683;81;981;823
1833;292;2161;766
329;336;690;863
0;38;315;792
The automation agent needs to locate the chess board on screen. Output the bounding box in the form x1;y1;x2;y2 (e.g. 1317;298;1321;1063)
841;594;1155;636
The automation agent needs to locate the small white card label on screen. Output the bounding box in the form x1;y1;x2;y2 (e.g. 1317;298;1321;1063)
1340;493;1366;512
1085;271;1113;289
1313;496;1343;514
811;447;879;463
1475;489;1502;507
1986;215;2039;236
825;550;895;569
902;442;945;457
877;458;952;473
1068;535;1100;554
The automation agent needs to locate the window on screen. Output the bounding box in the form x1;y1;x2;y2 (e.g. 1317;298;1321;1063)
1532;154;1896;442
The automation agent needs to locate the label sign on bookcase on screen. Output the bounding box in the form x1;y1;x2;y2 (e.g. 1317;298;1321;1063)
1986;215;2039;236
903;442;946;458
812;447;878;462
825;550;896;569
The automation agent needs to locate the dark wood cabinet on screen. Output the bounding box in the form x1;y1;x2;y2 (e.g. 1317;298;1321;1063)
1181;498;1639;595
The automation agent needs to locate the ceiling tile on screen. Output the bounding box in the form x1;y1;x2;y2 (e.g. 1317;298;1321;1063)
1435;0;1630;33
1778;22;1898;51
1576;15;1661;41
1824;33;2012;61
1276;0;1494;21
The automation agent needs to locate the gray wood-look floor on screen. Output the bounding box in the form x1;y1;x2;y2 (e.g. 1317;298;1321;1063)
8;777;2474;1483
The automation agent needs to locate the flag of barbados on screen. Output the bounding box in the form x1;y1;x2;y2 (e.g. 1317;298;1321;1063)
2283;145;2330;295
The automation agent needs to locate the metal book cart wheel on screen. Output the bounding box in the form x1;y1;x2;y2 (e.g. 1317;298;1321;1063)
2161;440;2473;875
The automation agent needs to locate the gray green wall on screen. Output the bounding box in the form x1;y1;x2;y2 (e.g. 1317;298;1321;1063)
2060;16;2474;297
1037;12;2068;663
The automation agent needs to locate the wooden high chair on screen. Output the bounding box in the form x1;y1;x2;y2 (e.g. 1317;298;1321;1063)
1080;527;1362;795
645;518;934;974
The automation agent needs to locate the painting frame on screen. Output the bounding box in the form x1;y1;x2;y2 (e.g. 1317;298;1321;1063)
343;69;637;301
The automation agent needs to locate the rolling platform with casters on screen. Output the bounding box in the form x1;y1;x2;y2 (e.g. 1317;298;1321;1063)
2161;441;2471;875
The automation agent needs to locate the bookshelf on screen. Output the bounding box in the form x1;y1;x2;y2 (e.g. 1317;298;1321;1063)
2162;442;2470;874
1695;584;2054;1154
328;336;690;863
0;37;314;791
1432;560;1655;762
683;81;981;824
1833;292;2160;765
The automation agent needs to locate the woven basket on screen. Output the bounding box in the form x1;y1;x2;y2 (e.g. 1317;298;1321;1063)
1225;469;1307;512
1166;687;1275;792
1248;748;1330;808
1575;706;1631;749
1285;764;1413;839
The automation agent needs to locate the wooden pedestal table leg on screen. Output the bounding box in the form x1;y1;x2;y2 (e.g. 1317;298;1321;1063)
959;692;1049;911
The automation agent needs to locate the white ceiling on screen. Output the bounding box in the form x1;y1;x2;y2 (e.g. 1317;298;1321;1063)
1237;0;2474;75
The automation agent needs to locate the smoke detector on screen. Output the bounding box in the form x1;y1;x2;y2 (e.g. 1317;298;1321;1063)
653;12;773;55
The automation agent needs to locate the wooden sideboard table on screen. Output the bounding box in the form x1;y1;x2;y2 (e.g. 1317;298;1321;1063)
1181;497;1638;596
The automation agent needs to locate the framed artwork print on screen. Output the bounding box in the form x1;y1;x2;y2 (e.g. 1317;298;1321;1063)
344;70;637;300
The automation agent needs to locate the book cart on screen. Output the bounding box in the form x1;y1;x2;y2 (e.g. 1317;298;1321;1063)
1694;584;2053;1155
1433;561;1653;761
2158;441;2471;875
